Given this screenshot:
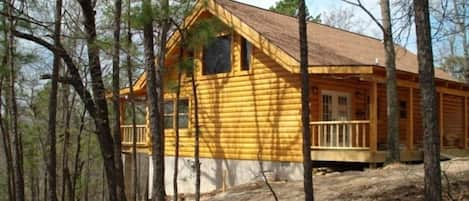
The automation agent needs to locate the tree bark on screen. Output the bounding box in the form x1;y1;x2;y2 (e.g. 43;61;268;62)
142;0;167;200
413;0;442;200
173;44;184;201
48;0;63;200
5;1;25;200
380;0;400;163
0;76;16;201
125;1;139;199
298;1;314;201
191;67;201;201
76;1;126;200
111;0;127;200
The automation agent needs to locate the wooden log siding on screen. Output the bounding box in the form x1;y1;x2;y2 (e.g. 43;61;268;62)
164;42;304;162
442;94;465;148
376;85;410;148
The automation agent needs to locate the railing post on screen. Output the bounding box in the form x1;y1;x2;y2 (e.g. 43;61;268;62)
369;81;378;152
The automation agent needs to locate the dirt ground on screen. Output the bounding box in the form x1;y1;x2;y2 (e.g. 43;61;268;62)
186;158;469;201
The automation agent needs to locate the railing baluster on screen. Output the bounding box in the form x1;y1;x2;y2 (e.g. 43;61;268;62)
314;125;318;147
309;121;371;149
336;124;339;147
355;123;359;147
318;125;322;147
362;124;366;148
348;124;352;148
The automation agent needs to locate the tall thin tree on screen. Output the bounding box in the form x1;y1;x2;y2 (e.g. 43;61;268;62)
142;0;167;200
47;0;63;200
111;0;127;199
298;0;314;201
380;0;400;162
125;0;139;200
5;1;25;200
414;0;442;200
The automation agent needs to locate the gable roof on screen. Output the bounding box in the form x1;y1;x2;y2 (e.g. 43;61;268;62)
216;0;454;80
123;0;460;96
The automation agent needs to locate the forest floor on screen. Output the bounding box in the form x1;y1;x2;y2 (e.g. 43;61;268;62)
192;158;469;201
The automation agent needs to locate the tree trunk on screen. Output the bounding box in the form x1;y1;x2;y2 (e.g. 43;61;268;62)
61;78;75;201
125;1;139;199
76;1;125;200
49;2;63;200
6;1;25;200
173;45;184;201
413;0;442;200
71;106;86;201
111;0;127;200
142;0;167;200
191;68;201;201
380;0;400;163
0;76;16;201
298;1;314;201
156;0;170;198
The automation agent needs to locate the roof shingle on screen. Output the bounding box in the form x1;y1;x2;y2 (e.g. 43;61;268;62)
216;0;455;81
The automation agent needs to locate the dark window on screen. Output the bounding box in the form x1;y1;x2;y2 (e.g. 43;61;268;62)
164;101;174;129
241;38;252;71
399;101;407;119
203;35;232;75
178;100;189;128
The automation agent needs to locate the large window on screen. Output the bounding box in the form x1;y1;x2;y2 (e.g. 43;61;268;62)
164;99;189;129
203;35;232;75
241;37;252;71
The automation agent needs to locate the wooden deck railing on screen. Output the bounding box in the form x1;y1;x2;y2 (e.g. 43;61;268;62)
121;125;148;146
310;120;370;150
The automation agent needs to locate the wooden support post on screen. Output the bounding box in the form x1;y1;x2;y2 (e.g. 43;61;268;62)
439;93;444;148
465;96;468;149
407;88;414;150
369;81;378;152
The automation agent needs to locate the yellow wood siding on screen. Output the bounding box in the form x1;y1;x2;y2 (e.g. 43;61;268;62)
163;33;303;162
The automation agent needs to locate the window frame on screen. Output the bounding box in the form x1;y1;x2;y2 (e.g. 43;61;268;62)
163;101;174;129
202;34;233;75
177;99;189;129
163;99;190;130
240;37;252;71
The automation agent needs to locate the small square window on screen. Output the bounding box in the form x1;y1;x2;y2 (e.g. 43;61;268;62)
241;38;252;71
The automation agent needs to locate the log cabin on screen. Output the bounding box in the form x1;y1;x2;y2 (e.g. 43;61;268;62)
118;0;469;196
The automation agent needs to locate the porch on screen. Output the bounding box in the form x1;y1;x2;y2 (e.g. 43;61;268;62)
309;120;422;163
120;125;151;153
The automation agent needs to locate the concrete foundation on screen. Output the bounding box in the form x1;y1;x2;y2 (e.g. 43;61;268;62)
139;156;304;196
